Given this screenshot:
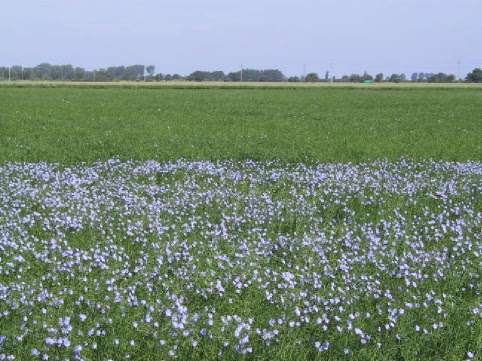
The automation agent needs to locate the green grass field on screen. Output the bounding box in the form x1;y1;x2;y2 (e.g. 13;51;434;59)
0;85;481;361
0;85;481;163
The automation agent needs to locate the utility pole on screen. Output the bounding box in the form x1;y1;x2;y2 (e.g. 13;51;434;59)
240;65;243;82
8;67;11;81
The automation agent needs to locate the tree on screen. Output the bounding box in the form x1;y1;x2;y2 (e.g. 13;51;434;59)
427;73;455;83
240;69;260;81
60;65;74;80
23;67;34;80
259;69;285;82
188;70;226;81
85;71;95;81
227;69;285;82
73;67;86;81
106;66;125;80
466;68;482;83
411;73;418;82
340;75;350;82
388;74;402;83
124;65;145;80
0;67;7;80
375;73;384;82
34;63;52;80
188;71;209;81
146;65;155;77
92;69;109;81
305;73;320;82
50;65;63;80
227;71;240;81
210;71;225;81
361;72;373;82
348;74;362;82
288;76;300;82
10;66;23;80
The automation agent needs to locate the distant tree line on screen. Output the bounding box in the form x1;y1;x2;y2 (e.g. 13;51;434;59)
291;70;482;83
186;69;285;82
0;63;481;83
0;64;149;81
303;72;457;83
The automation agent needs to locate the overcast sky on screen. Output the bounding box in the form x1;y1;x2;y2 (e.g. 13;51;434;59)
1;0;481;77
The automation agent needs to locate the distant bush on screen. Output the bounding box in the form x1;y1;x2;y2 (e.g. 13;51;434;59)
466;68;482;83
304;73;320;82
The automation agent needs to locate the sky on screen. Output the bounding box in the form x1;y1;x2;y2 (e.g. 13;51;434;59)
1;0;481;78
